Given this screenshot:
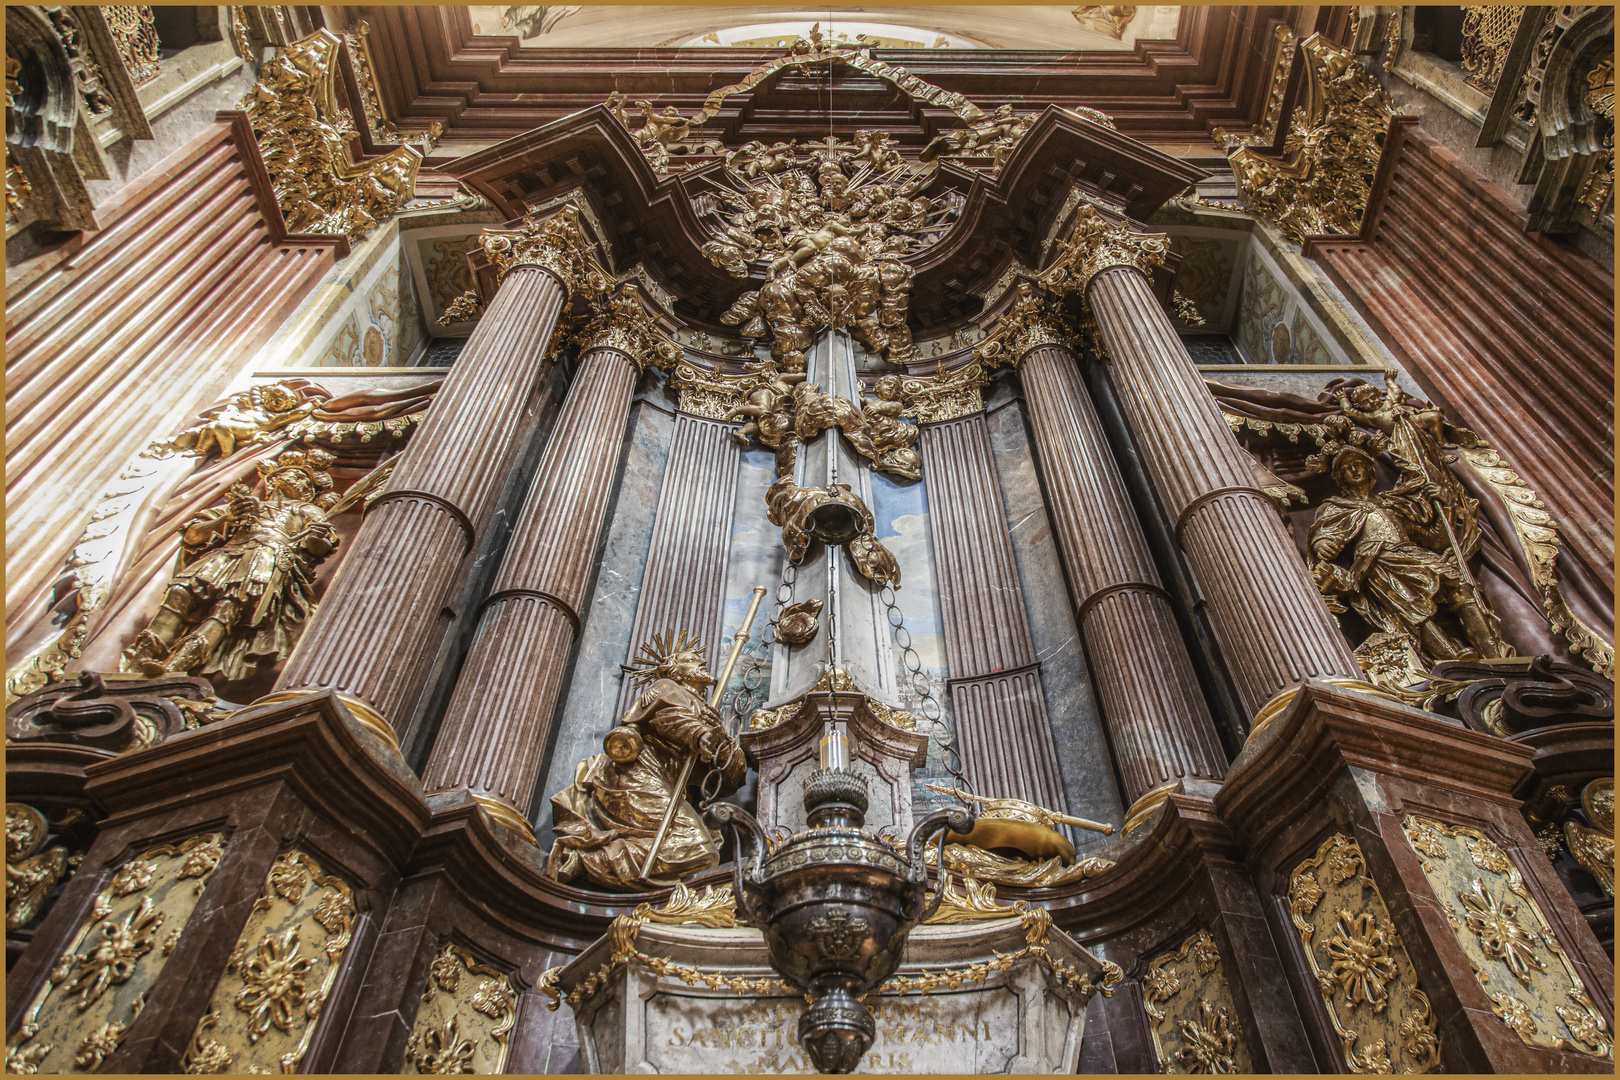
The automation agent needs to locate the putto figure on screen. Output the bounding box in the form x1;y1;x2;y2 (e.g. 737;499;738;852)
121;449;341;682
547;632;747;890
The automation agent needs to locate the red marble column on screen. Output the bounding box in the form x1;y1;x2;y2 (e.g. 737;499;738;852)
1084;265;1361;716
276;209;592;735
421;343;642;837
1017;340;1227;821
919;413;1067;813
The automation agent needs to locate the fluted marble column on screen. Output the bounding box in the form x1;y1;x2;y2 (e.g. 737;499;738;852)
1017;336;1227;824
614;413;740;716
1043;206;1360;721
422;295;679;839
919;413;1067;813
276;208;597;738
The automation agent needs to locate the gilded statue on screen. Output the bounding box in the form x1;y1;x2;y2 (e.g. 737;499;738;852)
921;784;1115;888
547;633;747;890
1309;444;1509;680
920;103;1035;172
854;375;922;480
156;382;317;458
702;142;956;368
727;361;805;449
121;449;343;682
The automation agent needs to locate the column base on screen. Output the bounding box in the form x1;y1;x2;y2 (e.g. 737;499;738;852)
1121;780;1179;834
251;686;402;754
471;792;539;845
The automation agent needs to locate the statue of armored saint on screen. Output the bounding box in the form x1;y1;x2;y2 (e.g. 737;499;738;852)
1309;444;1507;671
122;448;341;682
547;633;747;890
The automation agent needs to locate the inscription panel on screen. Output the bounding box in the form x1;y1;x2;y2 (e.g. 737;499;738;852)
646;988;1022;1074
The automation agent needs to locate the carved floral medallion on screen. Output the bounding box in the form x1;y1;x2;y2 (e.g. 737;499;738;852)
1289;833;1440;1073
1403;815;1611;1060
401;942;519;1074
1142;928;1253;1074
6;833;226;1075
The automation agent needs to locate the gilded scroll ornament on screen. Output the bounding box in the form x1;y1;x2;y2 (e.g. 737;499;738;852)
404;943;518;1074
7;833;225;1075
119;449;354;682
1213;24;1300;151
1039;204;1170;298
1143;928;1253;1073
480;203;606;295
747;667;918;734
973;281;1075;367
6;803;76;932
1460;7;1528;95
1401;815;1612;1059
339;20;442;154
102;6;162;87
1289;833;1440;1073
1227;33;1394;243
242;29;422;243
546;632;747;890
182;849;356;1074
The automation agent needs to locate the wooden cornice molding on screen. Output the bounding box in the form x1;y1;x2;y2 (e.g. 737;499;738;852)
446;104;1206;332
354;4;1298;144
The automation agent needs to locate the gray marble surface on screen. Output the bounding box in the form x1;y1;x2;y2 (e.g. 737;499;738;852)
983;377;1125;850
533;381;676;848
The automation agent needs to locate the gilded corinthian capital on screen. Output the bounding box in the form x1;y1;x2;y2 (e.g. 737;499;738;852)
1038;204;1170;298
973;281;1075;367
574;284;683;371
480;204;606;294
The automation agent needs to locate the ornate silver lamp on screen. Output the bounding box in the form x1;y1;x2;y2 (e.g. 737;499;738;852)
709;725;972;1074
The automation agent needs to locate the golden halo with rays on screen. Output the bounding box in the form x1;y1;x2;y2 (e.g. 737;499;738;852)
627;629;708;692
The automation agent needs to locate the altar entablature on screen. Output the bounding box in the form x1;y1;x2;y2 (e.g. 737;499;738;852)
445;85;1205;340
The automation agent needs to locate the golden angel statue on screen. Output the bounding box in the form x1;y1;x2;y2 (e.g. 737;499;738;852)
546;632;747;891
121;449;342;682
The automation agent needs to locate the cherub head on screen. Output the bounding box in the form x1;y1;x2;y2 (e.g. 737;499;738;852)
874;374;904;401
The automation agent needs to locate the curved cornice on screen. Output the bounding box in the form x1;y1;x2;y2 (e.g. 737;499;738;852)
447;105;1205;333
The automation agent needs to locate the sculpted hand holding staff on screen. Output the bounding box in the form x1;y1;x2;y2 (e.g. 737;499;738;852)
547;589;766;891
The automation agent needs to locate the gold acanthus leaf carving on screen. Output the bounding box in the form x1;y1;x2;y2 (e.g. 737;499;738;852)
242;29;422;244
406;943;520;1073
1038;204;1170;299
1227;33;1395;243
479;203;607;297
571;284;683;372
6;803;74;932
